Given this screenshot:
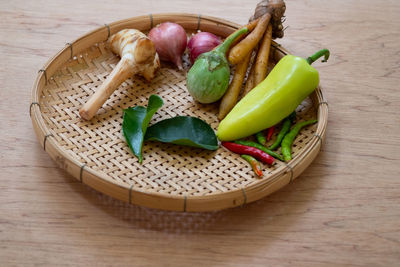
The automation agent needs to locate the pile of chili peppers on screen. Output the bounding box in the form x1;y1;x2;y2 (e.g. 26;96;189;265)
221;112;317;177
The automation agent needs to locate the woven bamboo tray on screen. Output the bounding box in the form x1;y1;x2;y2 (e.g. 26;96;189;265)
30;13;328;212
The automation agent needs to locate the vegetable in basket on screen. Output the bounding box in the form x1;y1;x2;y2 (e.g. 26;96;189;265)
148;22;187;70
217;49;330;141
281;119;317;161
79;29;160;120
187;32;222;64
269;111;296;150
234;140;284;161
241;155;263;177
221;141;274;165
186;27;248;104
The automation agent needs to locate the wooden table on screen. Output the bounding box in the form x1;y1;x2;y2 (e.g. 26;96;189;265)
2;0;399;265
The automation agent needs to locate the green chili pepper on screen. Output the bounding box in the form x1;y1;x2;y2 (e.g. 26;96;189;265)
256;131;267;146
269;111;296;150
281;119;318;161
217;49;329;141
234;140;284;161
241;155;263;177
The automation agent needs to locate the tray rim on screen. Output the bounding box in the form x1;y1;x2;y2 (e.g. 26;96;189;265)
30;13;328;212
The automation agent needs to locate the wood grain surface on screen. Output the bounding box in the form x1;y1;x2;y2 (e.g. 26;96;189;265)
1;0;399;266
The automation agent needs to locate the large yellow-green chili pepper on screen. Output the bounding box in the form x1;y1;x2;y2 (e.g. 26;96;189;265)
217;49;329;141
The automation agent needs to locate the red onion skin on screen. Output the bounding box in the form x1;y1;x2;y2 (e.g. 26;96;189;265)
148;22;187;70
187;32;222;64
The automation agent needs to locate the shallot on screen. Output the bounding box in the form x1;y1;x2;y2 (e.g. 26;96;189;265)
187;32;222;64
148;22;187;70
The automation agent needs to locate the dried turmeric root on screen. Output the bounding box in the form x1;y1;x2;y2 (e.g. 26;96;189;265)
218;53;252;120
254;23;273;86
228;13;271;65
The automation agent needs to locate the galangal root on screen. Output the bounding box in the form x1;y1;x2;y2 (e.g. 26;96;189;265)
79;29;160;120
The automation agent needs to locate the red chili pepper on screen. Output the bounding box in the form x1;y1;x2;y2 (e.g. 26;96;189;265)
267;126;275;141
221;142;274;165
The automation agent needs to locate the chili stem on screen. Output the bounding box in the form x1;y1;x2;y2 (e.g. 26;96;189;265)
306;49;330;65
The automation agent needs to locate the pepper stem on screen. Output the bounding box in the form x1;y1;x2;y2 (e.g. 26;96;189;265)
215;27;249;54
306;49;330;65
